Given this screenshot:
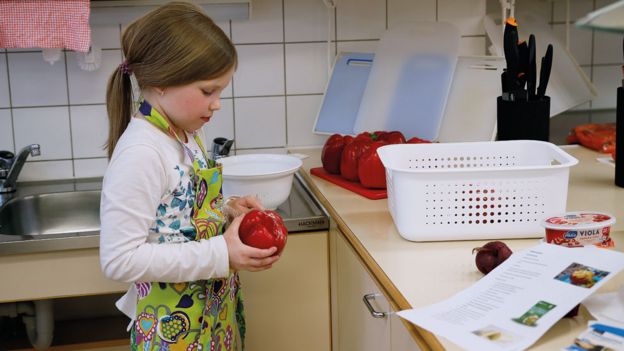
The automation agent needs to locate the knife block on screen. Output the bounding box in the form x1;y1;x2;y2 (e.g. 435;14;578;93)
496;96;550;142
616;87;623;187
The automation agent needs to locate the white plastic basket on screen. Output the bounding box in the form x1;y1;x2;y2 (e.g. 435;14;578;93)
377;140;579;241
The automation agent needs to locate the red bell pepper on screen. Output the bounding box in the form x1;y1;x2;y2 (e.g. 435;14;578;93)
354;131;375;143
321;134;352;174
358;141;388;189
239;209;288;256
378;131;406;144
340;139;371;181
406;136;431;144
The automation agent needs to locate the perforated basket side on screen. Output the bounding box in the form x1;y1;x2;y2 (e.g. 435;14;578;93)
385;167;571;241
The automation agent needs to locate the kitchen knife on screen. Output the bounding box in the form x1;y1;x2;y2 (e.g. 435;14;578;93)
517;40;528;89
503;17;521;100
537;44;553;99
527;34;537;100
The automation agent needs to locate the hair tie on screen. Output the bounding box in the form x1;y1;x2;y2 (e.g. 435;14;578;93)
119;60;133;75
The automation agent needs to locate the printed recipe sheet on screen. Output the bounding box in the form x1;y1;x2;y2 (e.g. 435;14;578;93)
398;243;624;351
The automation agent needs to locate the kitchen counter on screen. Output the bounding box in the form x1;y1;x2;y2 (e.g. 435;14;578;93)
296;145;624;351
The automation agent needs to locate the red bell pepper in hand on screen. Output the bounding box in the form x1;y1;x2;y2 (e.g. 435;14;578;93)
378;131;406;144
340;139;371;181
239;209;288;256
322;134;353;174
354;132;374;143
358;141;388;189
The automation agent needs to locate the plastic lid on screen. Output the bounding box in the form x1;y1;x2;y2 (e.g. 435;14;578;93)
541;211;616;230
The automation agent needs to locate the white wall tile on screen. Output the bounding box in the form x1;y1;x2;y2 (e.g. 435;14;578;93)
68;50;123;104
438;0;486;36
0;110;13;152
234;97;286;148
74;158;109;179
337;40;379;54
0;54;9;108
18;160;73;182
13;107;72;160
388;0;436;27
458;37;486;56
201;98;234;150
591;65;620;109
286;95;328;147
233;44;284;96
593;31;623;65
553;1;593;22
552;24;593;66
70;105;108;158
285;0;332;42
231;0;283;43
8;52;68;107
91;25;122;49
286;43;328;94
337;0;386;40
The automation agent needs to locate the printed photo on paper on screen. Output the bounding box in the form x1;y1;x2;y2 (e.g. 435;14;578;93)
472;325;518;346
553;262;610;289
511;301;556;327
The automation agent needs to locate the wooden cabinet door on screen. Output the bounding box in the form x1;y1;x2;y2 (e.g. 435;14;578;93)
239;231;330;351
391;312;422;351
335;232;390;351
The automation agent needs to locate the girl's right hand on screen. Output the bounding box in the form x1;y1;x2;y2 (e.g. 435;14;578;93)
223;215;280;272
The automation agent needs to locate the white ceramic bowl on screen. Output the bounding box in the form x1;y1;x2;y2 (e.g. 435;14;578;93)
219;154;303;209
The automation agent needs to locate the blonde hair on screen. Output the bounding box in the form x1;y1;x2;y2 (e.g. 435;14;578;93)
105;1;237;158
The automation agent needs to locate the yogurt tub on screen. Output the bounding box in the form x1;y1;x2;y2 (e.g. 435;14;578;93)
541;212;616;248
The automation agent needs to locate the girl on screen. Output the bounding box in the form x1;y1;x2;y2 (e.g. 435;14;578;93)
99;2;280;350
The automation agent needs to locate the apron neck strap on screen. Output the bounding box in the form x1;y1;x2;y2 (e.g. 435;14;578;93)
139;98;213;167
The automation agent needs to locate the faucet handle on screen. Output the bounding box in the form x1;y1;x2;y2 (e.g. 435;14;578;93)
0;151;14;178
29;144;41;157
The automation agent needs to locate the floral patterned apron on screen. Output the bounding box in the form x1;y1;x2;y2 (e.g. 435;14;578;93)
130;99;244;351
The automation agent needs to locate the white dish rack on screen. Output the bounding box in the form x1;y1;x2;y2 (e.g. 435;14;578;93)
377;141;579;242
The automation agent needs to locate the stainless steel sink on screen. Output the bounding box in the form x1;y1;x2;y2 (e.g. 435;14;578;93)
0;191;101;236
0;178;103;255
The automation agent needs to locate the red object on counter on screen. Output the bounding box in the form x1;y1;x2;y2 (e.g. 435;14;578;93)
340;140;371;182
406;136;432;144
568;123;616;154
321;134;352;174
377;131;406;144
239;210;288;256
358;141;388;189
310;167;387;200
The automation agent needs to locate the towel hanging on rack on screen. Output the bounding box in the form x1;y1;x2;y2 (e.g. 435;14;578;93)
0;0;91;52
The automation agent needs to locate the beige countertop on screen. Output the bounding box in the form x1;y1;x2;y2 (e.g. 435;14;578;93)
295;144;624;351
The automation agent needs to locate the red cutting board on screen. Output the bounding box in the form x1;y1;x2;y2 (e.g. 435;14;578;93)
310;167;387;200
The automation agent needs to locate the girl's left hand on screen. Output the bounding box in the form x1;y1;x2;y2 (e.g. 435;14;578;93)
223;195;263;222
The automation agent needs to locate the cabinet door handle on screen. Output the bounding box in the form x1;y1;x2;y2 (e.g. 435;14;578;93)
363;293;387;318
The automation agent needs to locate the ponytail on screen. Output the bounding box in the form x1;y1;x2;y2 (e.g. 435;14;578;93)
105;65;133;159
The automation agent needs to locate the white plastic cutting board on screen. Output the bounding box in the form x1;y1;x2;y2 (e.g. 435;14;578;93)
483;13;596;117
353;21;460;141
437;56;505;142
314;52;374;135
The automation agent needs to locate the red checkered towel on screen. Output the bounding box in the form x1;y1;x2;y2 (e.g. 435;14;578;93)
0;0;91;52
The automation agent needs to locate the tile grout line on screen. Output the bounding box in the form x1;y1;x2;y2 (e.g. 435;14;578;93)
229;19;238;155
63;50;76;178
4;50;16;154
282;0;288;147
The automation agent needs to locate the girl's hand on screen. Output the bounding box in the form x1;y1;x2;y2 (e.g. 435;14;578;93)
223;215;280;272
223;195;264;223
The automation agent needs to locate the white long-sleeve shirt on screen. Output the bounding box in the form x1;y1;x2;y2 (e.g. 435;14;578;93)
99;117;229;319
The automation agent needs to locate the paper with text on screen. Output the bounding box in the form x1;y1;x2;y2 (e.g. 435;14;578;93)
397;243;624;351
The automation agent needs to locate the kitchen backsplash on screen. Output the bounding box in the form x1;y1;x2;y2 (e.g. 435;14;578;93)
0;0;620;181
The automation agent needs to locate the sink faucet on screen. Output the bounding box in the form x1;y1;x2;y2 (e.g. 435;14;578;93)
0;144;41;194
211;137;234;161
